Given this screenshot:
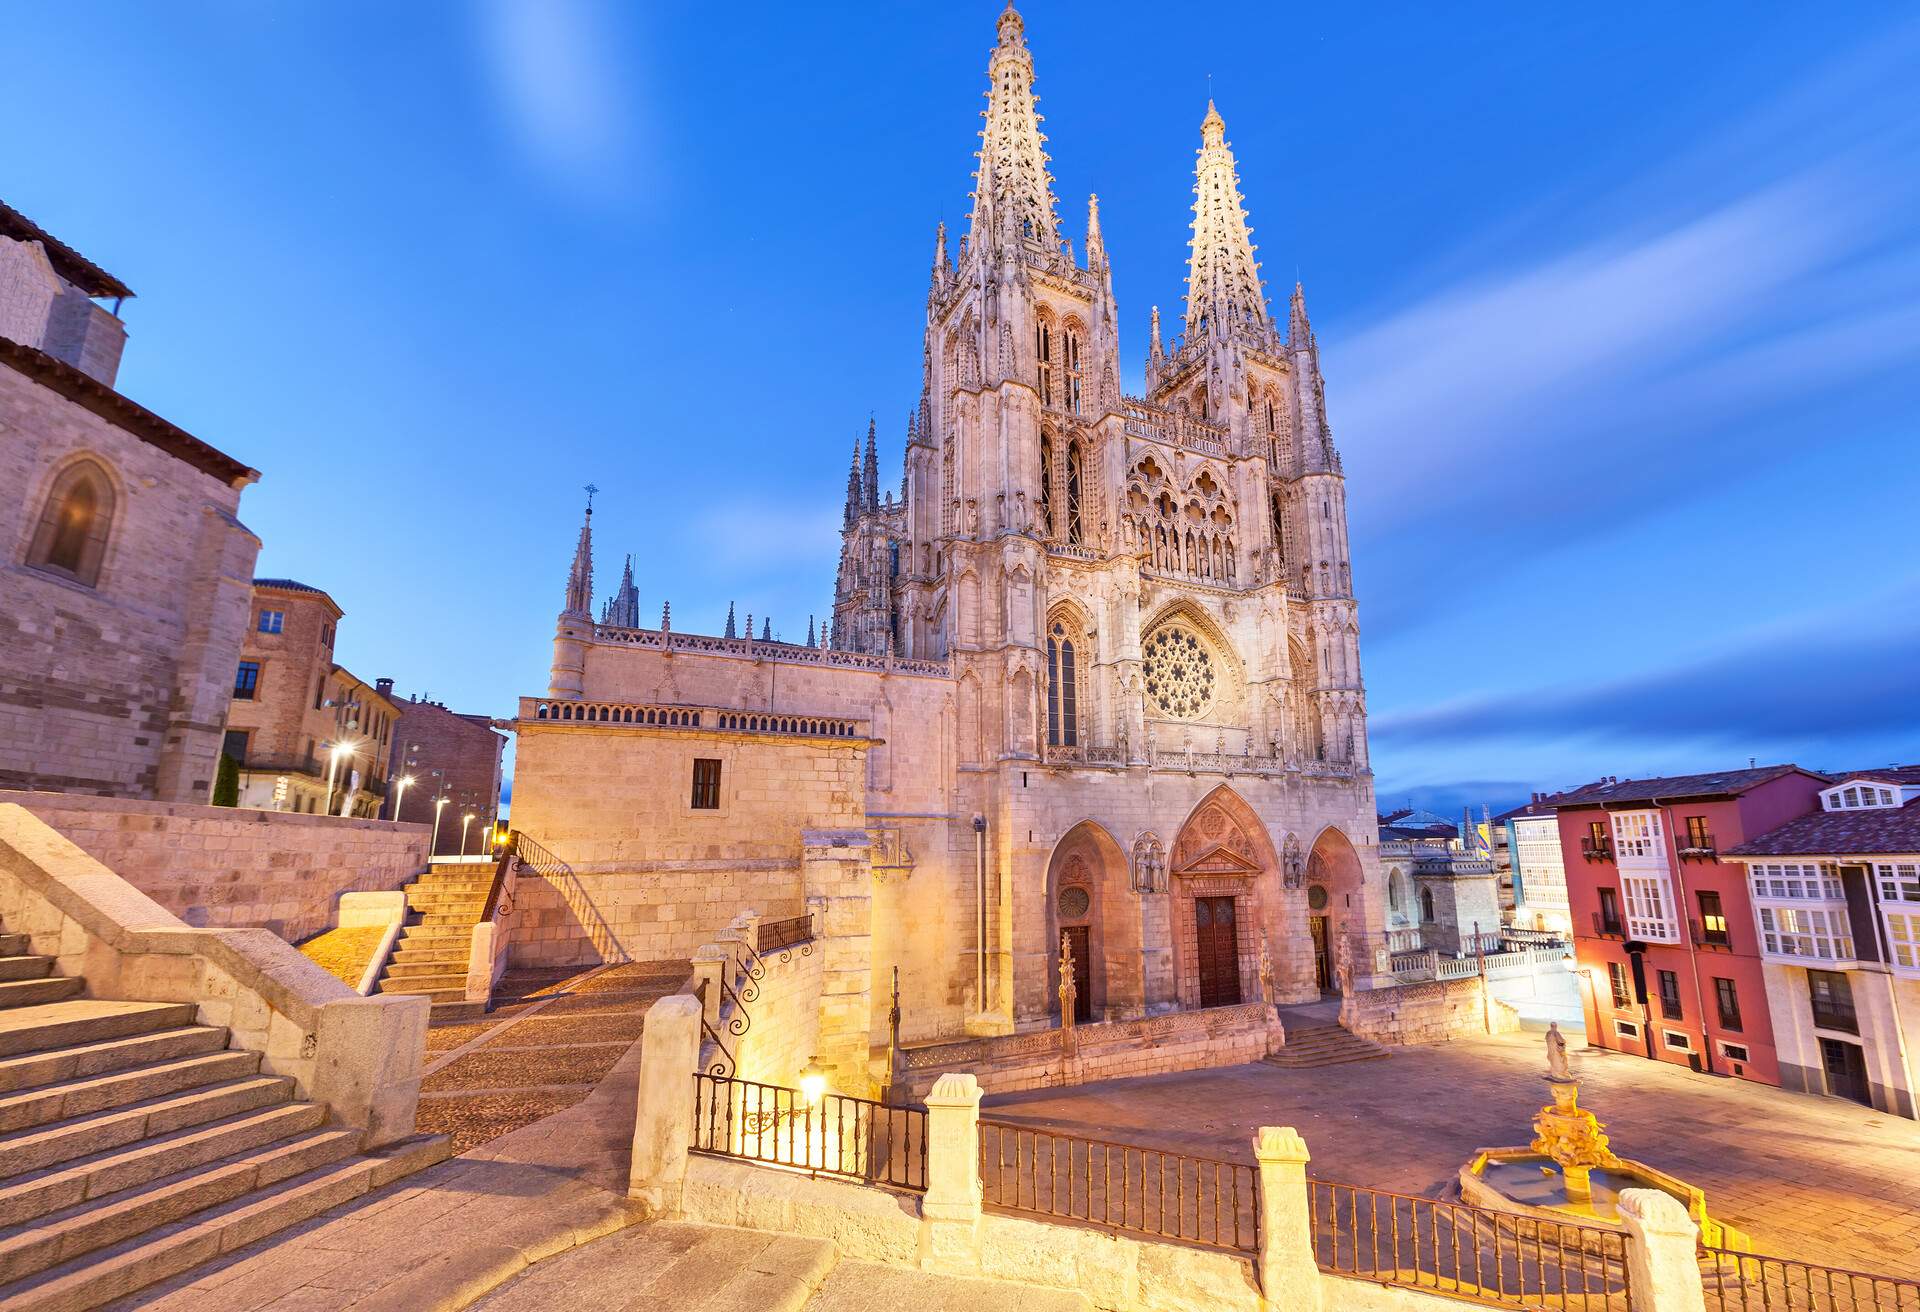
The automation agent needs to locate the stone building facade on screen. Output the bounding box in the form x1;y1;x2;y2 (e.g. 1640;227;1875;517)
222;579;398;818
384;690;506;854
0;202;260;801
511;5;1386;1064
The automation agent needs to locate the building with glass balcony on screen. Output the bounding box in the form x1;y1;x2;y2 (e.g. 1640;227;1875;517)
1726;767;1920;1118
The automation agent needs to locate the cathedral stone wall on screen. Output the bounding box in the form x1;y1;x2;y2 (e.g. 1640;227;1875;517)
0;789;428;944
0;353;258;802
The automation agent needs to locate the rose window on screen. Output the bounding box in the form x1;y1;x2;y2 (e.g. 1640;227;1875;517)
1142;626;1216;720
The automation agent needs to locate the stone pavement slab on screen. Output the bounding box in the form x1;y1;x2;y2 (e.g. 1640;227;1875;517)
471;1223;840;1312
981;1030;1920;1274
806;1259;1094;1312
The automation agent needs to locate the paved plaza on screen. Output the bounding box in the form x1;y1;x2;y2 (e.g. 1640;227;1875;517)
982;1030;1920;1275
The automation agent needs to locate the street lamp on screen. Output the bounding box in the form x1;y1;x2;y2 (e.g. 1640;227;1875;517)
432;796;450;856
392;774;414;824
322;739;358;817
461;812;476;856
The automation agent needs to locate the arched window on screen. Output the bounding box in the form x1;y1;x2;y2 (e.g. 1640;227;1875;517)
1046;621;1078;746
1064;327;1083;414
1065;439;1083;545
26;459;115;587
1420;888;1436;924
941;436;957;537
1038;432;1055;537
1035;317;1054;407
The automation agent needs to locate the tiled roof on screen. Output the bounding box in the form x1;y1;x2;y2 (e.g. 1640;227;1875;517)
0;336;255;487
252;578;328;595
1830;765;1920;786
1549;765;1819;808
0;200;134;299
1728;798;1920;858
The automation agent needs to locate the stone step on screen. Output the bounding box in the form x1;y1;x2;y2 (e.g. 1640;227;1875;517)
0;1027;227;1097
0;1050;262;1136
0;977;85;1011
428;999;487;1022
404;878;493;895
0;1135;450;1312
378;973;465;996
420;913;485;928
0;1076;293;1179
0;1101;329;1228
0;1002;200;1062
0;956;54;983
0;935;29;957
387;947;468;967
398;927;472;946
381;959;467;979
0;1128;364;1288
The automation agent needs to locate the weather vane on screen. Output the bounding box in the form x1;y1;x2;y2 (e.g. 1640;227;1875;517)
584;483;598;512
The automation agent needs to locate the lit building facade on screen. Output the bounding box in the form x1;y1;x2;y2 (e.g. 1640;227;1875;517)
1501;794;1572;934
1727;768;1920;1118
1559;766;1827;1086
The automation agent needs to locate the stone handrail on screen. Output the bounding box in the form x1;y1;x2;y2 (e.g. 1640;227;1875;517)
0;803;425;1147
585;625;952;679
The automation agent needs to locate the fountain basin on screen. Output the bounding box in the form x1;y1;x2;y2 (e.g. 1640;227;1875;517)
1460;1148;1746;1249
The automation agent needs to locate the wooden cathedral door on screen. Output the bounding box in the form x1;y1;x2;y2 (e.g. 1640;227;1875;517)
1194;896;1242;1008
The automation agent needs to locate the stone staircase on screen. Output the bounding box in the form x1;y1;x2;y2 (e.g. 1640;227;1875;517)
0;926;447;1311
374;864;494;1019
1262;1020;1391;1069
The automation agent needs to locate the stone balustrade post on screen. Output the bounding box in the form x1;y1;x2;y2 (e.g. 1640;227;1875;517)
740;908;762;958
692;947;727;1031
918;1072;984;1274
629;993;701;1218
1618;1189;1707;1312
715;927;748;980
1254;1126;1321;1309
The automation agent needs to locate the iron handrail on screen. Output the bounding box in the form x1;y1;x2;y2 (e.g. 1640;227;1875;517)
1699;1242;1920;1312
977;1118;1259;1254
690;1071;928;1192
757;913;815;953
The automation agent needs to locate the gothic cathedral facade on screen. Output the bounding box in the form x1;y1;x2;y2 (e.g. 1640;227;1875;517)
515;5;1384;1060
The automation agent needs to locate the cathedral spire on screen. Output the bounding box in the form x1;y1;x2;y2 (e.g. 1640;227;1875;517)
724;600;737;640
561;488;594;618
862;416;880;510
843;434;862;527
602;553;639;628
932;220;949;288
1184;100;1269;341
969;2;1060;254
1085;193;1105;269
1149;304;1163;358
1288;280;1314;348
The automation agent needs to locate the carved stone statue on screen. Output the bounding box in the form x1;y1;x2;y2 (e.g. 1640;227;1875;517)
1058;930;1078;1030
1545;1021;1571;1081
1258;937;1275;1005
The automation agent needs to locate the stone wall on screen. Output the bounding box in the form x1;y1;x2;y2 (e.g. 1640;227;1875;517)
1;789;429;944
730;939;824;1091
1340;975;1520;1046
0;343;258;802
897;1001;1276;1101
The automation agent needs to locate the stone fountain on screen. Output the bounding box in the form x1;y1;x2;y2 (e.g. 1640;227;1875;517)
1459;1024;1746;1248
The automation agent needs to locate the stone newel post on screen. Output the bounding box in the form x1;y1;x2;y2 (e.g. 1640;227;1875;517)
1618;1189;1708;1312
629;993;701;1218
691;947;727;1032
919;1072;984;1273
1254;1126;1321;1307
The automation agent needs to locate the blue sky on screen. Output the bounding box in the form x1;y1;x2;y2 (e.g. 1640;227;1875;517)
7;4;1918;812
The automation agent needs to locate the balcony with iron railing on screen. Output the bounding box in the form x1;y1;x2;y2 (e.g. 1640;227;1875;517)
1580;837;1615;863
1590;910;1626;941
1809;998;1860;1035
1689;918;1735;953
1678;832;1719;862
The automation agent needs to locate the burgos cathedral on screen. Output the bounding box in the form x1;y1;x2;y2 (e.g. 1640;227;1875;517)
510;3;1384;1086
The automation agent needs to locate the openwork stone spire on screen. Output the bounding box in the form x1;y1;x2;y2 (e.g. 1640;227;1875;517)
601;554;639;628
1185;101;1269;340
562;490;594;618
970;2;1060;253
862;416;880;510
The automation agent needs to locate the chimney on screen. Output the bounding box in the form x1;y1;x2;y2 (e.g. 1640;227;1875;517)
375;677;394;699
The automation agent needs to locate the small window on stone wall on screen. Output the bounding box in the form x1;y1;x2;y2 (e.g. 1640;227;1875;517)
690;758;722;809
25;459;115;587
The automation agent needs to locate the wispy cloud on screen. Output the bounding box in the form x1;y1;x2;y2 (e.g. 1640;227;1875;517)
694;503;844;571
473;0;640;199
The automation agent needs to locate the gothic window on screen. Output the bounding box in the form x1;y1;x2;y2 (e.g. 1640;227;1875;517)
25;458;115;587
1141;624;1216;721
1038;432;1055;537
1036;319;1054;407
1065;439;1084;545
1045;621;1078;746
941;436;957;537
1270;493;1287;567
1064;325;1083;415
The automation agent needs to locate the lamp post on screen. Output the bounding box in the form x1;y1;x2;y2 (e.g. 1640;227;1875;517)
432;796;450;857
461;812;476;856
392;774;414;824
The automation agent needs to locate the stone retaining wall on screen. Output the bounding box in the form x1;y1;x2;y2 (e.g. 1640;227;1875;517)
897;1002;1277;1101
1;789;429;944
1339;975;1521;1046
507;862;807;968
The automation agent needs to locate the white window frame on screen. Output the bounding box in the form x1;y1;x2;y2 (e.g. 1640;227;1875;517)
1613;1019;1641;1041
1755;905;1855;963
1720;1041;1751;1064
1611;810;1664;863
1884;908;1920;974
1663;1029;1693;1052
1821;780;1904;811
1621;872;1680;942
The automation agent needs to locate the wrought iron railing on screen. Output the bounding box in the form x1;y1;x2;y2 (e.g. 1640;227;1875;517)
690;1072;927;1192
1699;1245;1920;1312
977;1121;1258;1254
1308;1180;1631;1309
758;913;815;953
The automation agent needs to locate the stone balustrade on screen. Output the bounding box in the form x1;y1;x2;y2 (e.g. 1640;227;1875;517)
585;625;952;679
519;698;867;739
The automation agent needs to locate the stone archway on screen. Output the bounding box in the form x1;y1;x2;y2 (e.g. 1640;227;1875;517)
1307;826;1368;994
1043;822;1136;1023
1169;787;1282;1011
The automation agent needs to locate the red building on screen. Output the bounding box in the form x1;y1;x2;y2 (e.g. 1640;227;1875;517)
1556;766;1827;1085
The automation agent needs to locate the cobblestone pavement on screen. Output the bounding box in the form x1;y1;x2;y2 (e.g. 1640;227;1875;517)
980;1032;1920;1275
416;960;688;1153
